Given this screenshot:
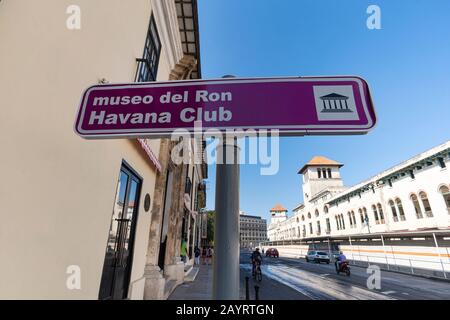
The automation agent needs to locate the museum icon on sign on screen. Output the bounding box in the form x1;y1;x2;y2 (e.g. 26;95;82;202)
320;93;352;113
313;85;360;121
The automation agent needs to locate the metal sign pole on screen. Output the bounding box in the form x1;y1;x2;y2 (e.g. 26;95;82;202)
213;75;240;301
380;234;390;270
432;232;447;279
212;136;240;300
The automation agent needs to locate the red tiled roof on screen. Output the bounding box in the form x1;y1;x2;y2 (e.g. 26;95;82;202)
270;204;287;212
298;156;343;174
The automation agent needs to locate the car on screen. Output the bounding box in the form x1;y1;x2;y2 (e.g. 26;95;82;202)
305;251;330;264
265;248;279;258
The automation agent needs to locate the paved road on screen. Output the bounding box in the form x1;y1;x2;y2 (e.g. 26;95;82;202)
240;251;450;300
169;263;310;300
239;267;309;300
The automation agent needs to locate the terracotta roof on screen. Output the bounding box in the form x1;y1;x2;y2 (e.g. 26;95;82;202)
270;204;287;212
298;156;343;174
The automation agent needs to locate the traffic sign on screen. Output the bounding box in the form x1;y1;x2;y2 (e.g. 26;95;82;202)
74;76;376;139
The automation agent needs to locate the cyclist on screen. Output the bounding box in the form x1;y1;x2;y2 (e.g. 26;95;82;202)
251;247;263;276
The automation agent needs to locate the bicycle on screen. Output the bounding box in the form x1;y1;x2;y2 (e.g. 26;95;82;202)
252;260;262;282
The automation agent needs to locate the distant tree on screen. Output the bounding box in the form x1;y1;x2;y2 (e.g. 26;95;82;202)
196;183;206;209
206;210;215;245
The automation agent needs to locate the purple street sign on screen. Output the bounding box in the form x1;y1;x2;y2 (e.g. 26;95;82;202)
74;76;376;139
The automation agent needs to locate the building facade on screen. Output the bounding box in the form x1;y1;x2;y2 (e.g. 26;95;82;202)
267;204;288;242
268;141;450;242
0;0;206;300
239;211;268;248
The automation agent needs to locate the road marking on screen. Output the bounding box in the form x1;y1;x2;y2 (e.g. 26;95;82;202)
242;263;395;300
382;291;396;295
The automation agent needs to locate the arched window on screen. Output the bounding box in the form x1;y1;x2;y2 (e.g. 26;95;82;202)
327;168;332;179
389;200;398;222
301;215;305;221
419;192;433;217
363;207;368;223
325;217;331;233
377;203;385;224
395;198;406;221
372;205;379;224
317;168;321;179
324;206;329;214
335;216;340;230
348;212;353;227
359;208;364;223
315;209;319;217
307;212;311;219
296;217;299;223
410;194;423;219
439;186;450;214
351;211;357;226
341;214;346;229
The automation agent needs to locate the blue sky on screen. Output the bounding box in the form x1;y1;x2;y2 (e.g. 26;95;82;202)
197;0;450;221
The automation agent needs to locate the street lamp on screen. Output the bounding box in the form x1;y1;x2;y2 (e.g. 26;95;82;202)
365;217;371;234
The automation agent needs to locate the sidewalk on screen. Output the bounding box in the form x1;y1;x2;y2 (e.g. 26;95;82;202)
168;263;310;300
168;264;213;300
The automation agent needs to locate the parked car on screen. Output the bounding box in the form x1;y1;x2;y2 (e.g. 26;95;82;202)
305;251;330;264
265;248;279;258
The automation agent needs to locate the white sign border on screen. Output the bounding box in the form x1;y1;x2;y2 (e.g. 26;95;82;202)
74;76;376;139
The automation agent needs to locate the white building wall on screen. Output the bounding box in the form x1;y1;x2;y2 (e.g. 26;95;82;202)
268;144;450;242
0;0;183;299
303;167;343;201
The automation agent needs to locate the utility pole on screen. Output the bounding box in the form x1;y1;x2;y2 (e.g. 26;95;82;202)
365;217;371;234
213;76;240;300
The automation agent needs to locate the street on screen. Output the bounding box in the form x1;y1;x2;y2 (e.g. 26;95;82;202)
240;250;450;300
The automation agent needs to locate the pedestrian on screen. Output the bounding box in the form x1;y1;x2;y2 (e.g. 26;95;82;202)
194;246;201;265
208;246;214;265
180;238;187;263
206;246;212;265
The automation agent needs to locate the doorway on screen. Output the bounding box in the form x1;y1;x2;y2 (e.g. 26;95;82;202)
99;163;142;300
158;169;173;270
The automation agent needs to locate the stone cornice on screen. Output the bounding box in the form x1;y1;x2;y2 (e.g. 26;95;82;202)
169;55;197;80
151;0;184;71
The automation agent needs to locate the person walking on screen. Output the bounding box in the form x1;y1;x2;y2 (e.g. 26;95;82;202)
194;246;201;265
206;246;212;265
180;238;187;263
208;246;214;265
